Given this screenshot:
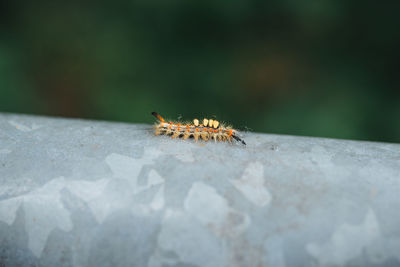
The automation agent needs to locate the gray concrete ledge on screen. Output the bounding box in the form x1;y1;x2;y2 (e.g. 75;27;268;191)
0;113;400;267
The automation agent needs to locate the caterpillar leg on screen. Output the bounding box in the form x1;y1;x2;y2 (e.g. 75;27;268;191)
154;125;165;136
183;132;191;140
193;132;200;141
200;132;209;141
154;129;162;136
171;132;180;139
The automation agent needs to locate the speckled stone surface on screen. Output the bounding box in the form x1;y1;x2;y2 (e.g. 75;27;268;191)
0;113;400;267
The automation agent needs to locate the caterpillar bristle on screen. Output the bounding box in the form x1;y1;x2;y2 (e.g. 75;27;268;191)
151;111;165;122
151;112;246;145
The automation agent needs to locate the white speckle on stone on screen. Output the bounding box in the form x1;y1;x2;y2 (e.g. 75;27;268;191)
147;169;164;187
0;177;35;198
66;179;109;202
1;159;167;231
31;123;42;130
149;185;165;211
105;147;163;193
24;194;73;258
66;178;110;224
8;120;42;132
105;153;144;182
137;169;166;213
0;149;11;154
174;148;195;163
0;197;23;225
306;209;380;266
163;208;181;221
364;237;400;264
36;177;67;192
230;162;271;207
309;145;351;178
184;182;250;237
0;176;118;254
184;182;230;226
131;170;166;216
153;208;224;267
0;177;73;257
144;146;164;159
156;142;195;163
67;172;164;223
310;146;334;168
263;237;286;267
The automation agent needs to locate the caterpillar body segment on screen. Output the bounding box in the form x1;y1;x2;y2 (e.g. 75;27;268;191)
151;112;246;145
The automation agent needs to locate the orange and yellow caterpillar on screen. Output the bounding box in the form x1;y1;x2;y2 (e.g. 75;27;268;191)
151;112;246;145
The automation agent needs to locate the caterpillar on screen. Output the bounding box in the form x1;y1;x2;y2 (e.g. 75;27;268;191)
151;112;246;145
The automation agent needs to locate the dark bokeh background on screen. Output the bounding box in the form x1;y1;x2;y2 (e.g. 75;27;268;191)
1;1;399;142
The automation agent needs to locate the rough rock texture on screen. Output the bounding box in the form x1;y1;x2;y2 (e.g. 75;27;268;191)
0;113;400;267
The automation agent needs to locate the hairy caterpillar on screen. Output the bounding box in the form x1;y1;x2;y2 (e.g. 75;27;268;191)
151;112;246;145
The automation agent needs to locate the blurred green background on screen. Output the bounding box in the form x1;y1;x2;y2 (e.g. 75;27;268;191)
1;1;399;142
